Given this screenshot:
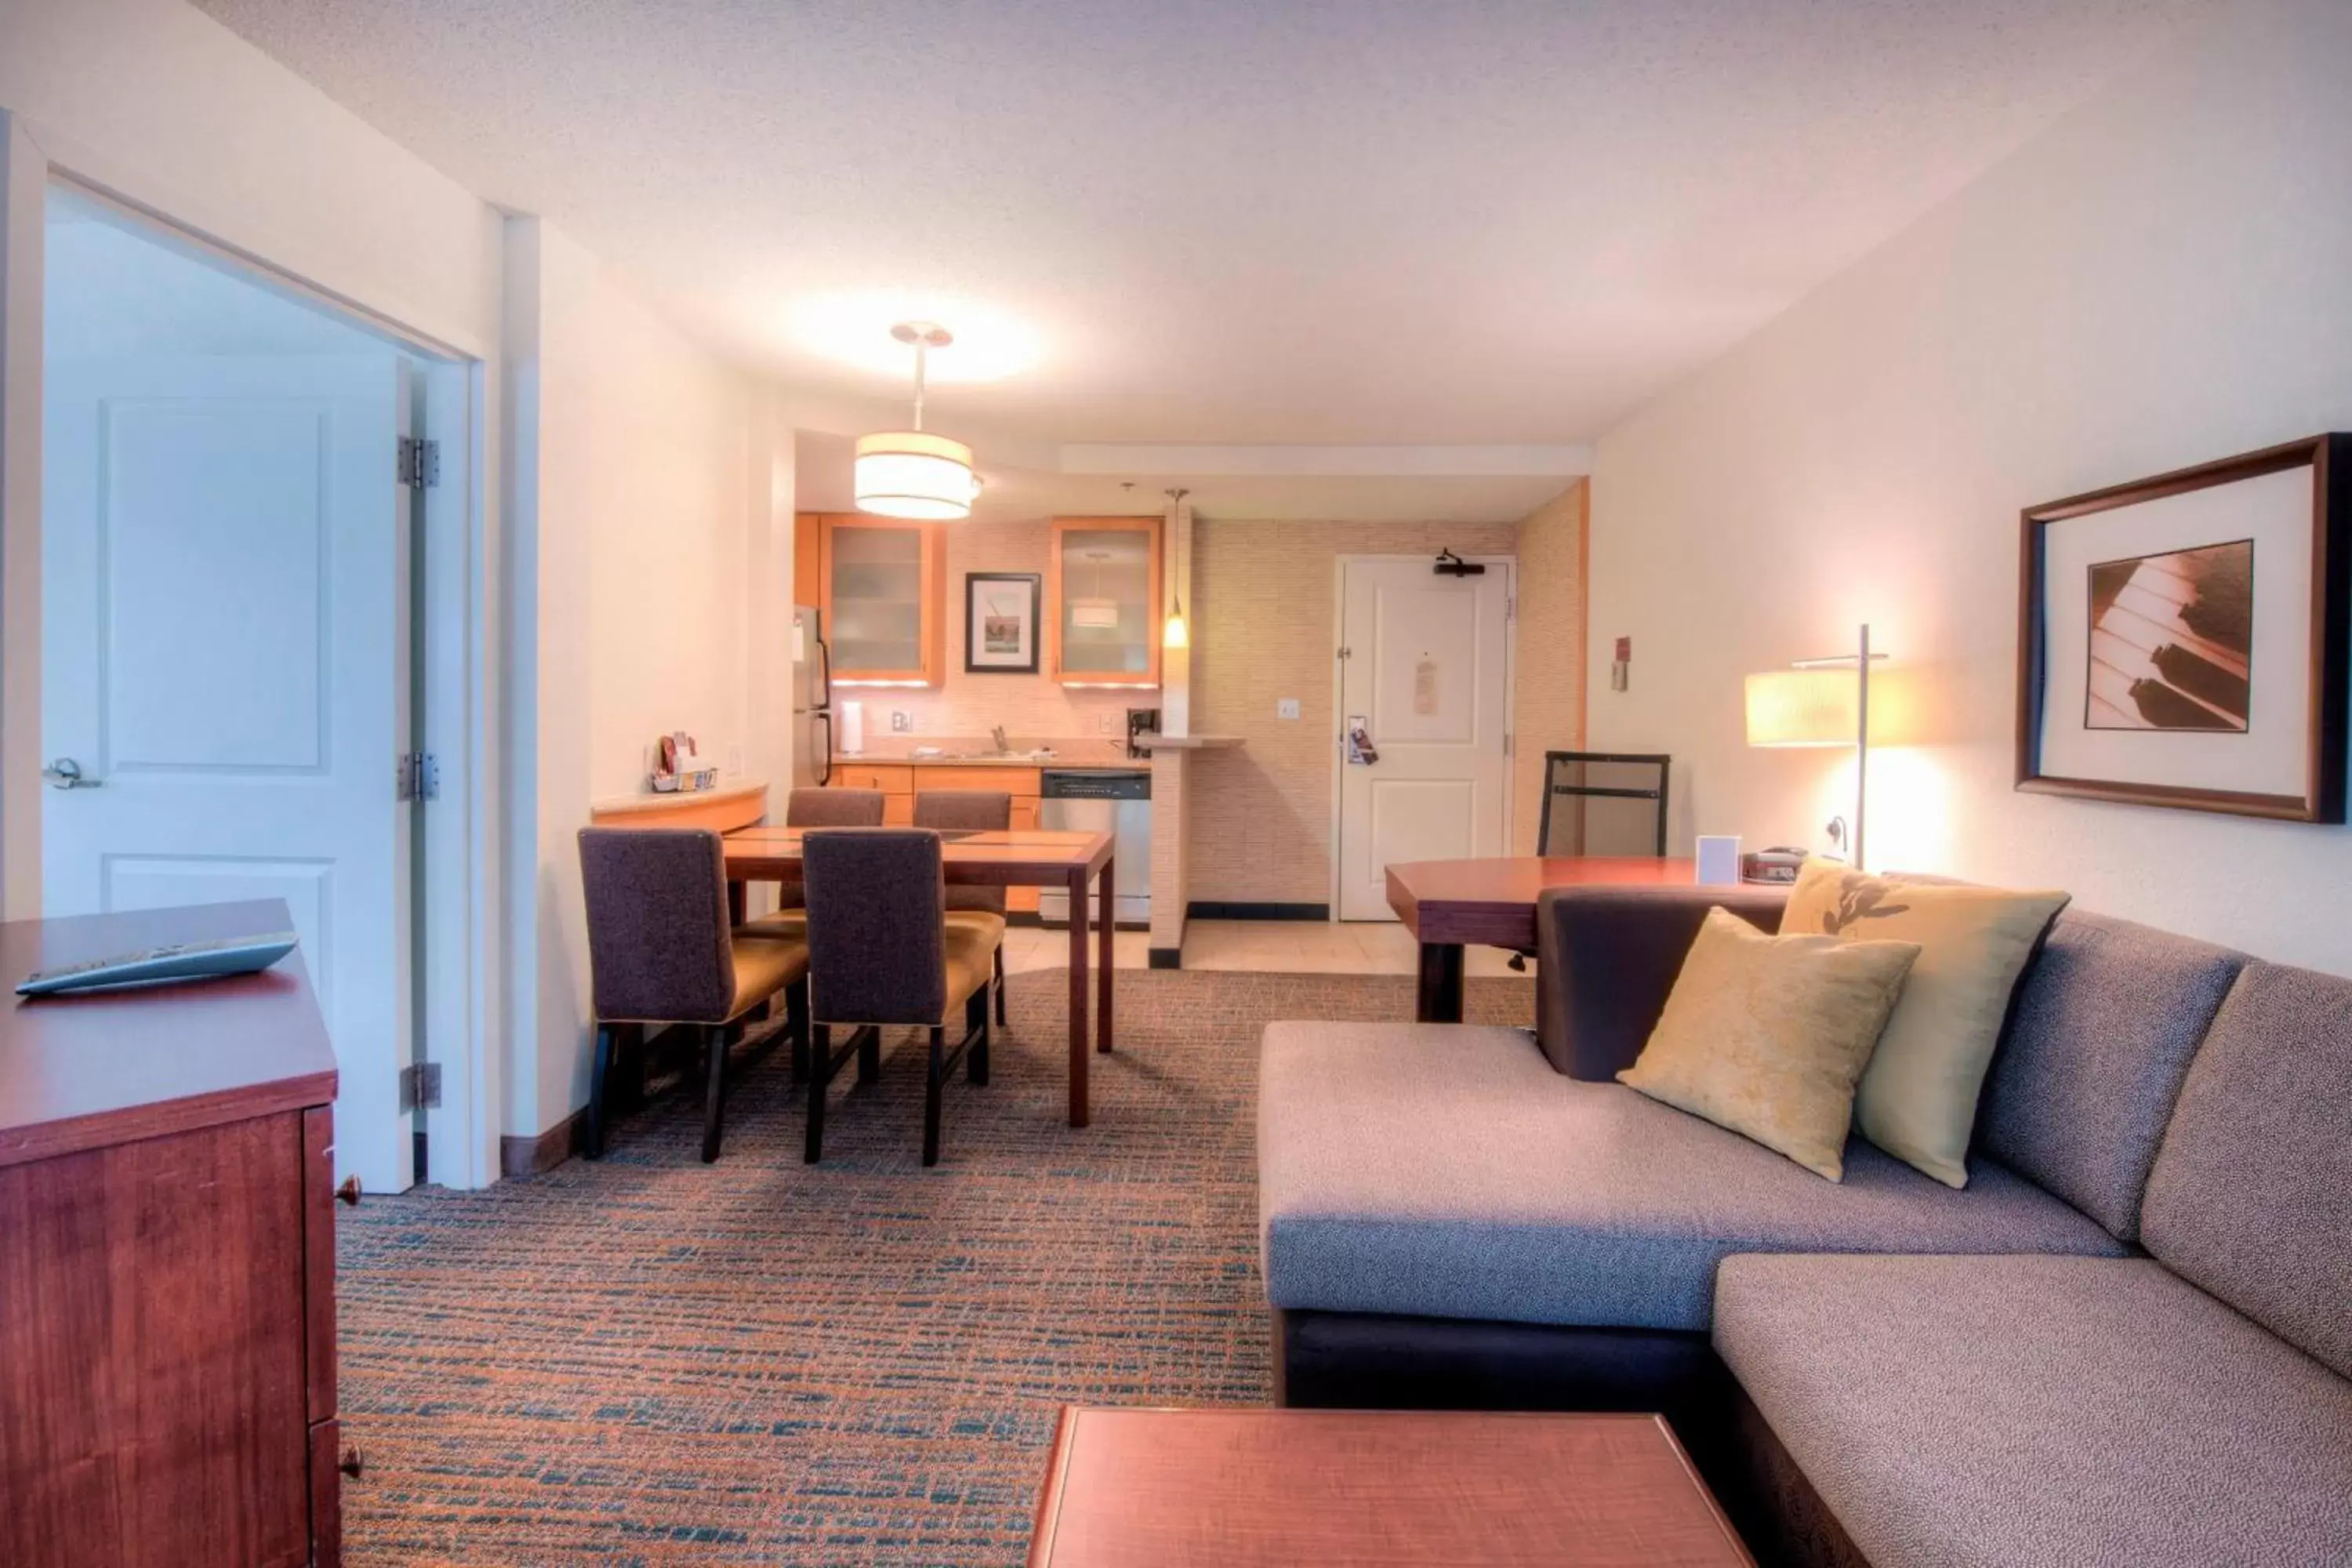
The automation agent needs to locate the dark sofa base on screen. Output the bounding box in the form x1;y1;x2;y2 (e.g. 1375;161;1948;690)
1274;1308;1866;1568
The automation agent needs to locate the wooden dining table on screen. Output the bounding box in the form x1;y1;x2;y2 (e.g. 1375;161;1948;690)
722;826;1119;1127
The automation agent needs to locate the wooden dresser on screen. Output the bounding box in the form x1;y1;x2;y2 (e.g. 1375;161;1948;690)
0;900;347;1568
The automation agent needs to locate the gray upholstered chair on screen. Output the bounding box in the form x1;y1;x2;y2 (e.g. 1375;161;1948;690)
913;789;1011;1026
577;827;810;1163
800;828;1003;1167
771;787;887;914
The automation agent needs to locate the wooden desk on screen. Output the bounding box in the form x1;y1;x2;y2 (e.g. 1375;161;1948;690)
1387;856;1700;1021
724;827;1117;1127
0;901;346;1568
1027;1406;1752;1567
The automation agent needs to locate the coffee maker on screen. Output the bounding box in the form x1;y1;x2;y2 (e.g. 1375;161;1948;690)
1125;707;1161;759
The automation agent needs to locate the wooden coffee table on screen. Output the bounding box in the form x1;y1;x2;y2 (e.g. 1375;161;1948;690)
1026;1406;1753;1566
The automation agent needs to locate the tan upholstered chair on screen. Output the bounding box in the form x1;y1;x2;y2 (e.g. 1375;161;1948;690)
800;829;1002;1167
913;789;1011;1026
577;827;809;1163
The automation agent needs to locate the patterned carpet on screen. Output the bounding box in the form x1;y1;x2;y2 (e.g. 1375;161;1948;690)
339;967;1535;1566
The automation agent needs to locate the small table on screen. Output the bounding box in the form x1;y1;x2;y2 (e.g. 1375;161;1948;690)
1386;856;1700;1022
1026;1406;1753;1567
723;826;1116;1127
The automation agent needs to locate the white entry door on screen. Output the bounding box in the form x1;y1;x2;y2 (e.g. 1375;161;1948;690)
42;354;416;1192
1335;557;1514;920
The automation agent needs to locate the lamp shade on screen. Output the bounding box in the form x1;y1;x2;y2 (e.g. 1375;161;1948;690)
854;430;979;521
1745;669;1858;747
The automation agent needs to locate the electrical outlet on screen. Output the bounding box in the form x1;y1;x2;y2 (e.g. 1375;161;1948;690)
1277;698;1301;720
891;710;912;733
1097;711;1116;735
725;743;742;774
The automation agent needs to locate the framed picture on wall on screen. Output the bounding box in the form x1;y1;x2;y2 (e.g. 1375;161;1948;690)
2016;434;2350;822
965;572;1042;673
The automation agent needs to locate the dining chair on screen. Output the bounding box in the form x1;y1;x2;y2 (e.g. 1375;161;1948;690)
800;828;1003;1167
577;826;810;1163
913;789;1011;1026
775;786;886;912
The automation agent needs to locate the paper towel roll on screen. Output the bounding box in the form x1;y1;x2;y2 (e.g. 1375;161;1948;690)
837;699;865;756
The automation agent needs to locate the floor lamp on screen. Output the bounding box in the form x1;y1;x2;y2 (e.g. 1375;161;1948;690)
1744;624;1886;870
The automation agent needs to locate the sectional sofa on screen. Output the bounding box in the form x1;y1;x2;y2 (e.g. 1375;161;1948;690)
1257;884;2352;1566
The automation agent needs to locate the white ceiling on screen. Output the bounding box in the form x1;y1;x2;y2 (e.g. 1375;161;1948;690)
196;0;2212;458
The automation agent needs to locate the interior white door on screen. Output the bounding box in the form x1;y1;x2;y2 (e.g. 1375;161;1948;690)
1336;557;1513;920
42;353;415;1192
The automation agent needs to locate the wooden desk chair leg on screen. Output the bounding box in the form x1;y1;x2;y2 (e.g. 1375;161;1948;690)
968;988;992;1085
923;1025;947;1167
994;948;1007;1026
700;1024;728;1164
805;1022;831;1163
586;1024;616;1160
786;978;811;1083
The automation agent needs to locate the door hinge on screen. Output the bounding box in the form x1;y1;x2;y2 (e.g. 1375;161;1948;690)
399;1062;443;1112
1336;646;1352;660
397;436;440;489
397;751;440;801
1504;731;1515;758
1507;593;1517;622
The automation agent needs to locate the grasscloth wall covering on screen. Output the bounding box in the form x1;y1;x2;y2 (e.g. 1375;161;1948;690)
1513;481;1588;852
1189;518;1519;907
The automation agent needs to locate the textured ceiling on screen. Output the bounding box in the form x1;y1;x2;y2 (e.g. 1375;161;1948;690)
195;0;2212;448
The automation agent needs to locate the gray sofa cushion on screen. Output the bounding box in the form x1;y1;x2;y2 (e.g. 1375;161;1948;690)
1258;1022;2121;1331
2141;960;2352;1381
1714;1253;2352;1568
1976;909;2246;1242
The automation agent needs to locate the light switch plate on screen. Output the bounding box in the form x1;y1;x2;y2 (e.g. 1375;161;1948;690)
1277;699;1301;720
1098;710;1116;735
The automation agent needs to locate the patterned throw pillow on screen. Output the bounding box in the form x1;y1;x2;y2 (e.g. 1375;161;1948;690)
1784;859;2070;1188
1619;906;1921;1181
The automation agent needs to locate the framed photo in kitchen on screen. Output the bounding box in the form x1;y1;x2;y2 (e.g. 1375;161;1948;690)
965;572;1042;673
2016;434;2349;822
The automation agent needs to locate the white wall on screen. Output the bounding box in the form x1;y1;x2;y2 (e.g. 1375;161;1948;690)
1585;0;2352;975
1;0;792;1158
505;216;774;1138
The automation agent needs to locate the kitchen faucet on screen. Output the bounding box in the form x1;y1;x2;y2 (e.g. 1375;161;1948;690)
991;725;1010;754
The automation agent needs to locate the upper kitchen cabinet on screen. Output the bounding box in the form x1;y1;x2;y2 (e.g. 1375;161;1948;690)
815;514;948;684
1048;516;1163;688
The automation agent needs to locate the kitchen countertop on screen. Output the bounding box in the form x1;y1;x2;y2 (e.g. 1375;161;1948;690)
837;739;1138;768
1131;735;1246;751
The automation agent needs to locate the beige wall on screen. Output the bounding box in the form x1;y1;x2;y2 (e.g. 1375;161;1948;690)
1512;481;1588;851
1586;0;2352;977
840;514;1154;750
1189;517;1518;908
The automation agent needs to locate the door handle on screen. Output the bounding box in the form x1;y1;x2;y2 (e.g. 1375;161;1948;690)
42;758;101;789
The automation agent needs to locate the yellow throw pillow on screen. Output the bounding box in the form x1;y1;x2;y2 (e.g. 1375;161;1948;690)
1619;906;1921;1181
1783;859;2070;1189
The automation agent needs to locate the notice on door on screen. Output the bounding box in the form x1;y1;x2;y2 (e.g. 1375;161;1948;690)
1414;657;1439;716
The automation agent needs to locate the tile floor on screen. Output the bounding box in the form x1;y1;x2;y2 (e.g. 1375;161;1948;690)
1000;918;1530;978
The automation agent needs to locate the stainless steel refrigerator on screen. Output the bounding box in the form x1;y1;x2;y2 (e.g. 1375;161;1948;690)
791;606;832;787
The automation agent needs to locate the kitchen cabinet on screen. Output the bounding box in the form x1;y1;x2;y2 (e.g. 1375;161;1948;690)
1048;517;1163;688
812;514;948;685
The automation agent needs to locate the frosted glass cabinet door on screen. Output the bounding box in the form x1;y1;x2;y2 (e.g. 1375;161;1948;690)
1050;517;1163;687
823;517;945;683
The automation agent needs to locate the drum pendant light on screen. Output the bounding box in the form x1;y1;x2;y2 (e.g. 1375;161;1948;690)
855;322;980;521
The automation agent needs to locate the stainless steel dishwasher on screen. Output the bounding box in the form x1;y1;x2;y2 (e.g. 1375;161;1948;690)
1037;768;1150;927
